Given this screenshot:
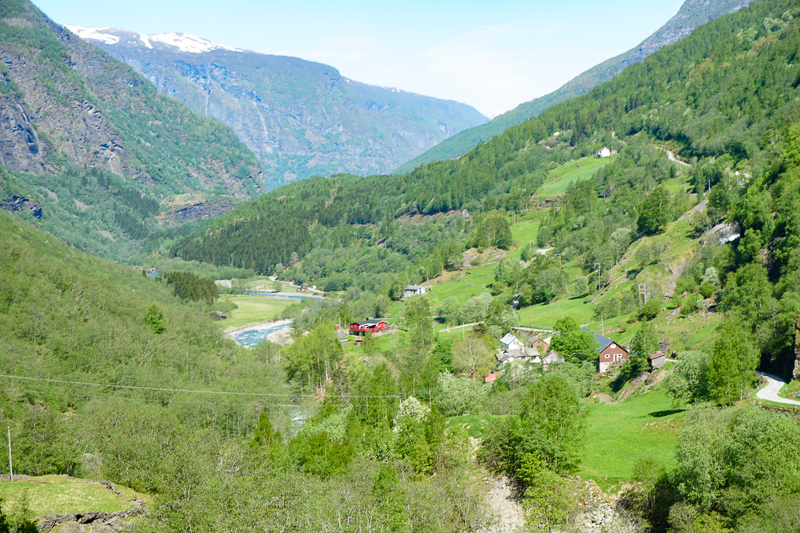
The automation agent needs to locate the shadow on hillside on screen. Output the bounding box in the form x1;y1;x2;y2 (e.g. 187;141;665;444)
649;409;685;418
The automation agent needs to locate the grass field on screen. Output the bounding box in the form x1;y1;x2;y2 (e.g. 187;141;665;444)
218;294;299;328
538;157;612;199
0;476;144;515
578;389;686;490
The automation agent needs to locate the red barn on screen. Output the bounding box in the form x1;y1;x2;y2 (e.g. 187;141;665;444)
350;320;389;335
582;329;628;373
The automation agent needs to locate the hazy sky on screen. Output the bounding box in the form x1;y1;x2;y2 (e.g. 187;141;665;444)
34;0;684;117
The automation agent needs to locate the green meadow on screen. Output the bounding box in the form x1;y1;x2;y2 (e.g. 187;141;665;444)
0;476;146;515
579;388;686;490
218;294;299;328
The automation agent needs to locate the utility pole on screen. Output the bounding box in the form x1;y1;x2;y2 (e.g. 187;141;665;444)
594;263;601;293
7;427;11;483
638;284;648;310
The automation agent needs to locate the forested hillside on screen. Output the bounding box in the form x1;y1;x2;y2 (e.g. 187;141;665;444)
0;209;495;532
393;0;755;174
0;0;264;260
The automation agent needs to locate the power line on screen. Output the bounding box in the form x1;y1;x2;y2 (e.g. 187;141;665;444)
0;374;439;400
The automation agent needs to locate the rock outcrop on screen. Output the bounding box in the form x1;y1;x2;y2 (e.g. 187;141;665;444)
0;194;41;218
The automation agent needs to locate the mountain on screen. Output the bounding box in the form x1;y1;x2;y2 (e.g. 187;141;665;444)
171;0;797;283
0;0;266;259
393;0;755;174
65;27;488;190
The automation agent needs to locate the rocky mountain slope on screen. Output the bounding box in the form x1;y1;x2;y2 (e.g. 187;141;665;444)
0;0;265;259
393;0;755;174
67;27;488;189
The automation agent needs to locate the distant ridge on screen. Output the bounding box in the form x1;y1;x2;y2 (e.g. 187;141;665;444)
68;26;488;190
393;0;755;174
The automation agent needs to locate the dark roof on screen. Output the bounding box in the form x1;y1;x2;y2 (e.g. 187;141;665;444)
581;328;616;353
352;320;386;327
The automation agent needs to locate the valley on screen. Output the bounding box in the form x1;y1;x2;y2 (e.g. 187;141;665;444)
1;0;800;531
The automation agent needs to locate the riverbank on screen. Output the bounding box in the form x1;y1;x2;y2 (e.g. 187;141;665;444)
223;319;294;346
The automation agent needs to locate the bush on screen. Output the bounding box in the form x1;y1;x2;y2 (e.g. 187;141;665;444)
639;299;661;320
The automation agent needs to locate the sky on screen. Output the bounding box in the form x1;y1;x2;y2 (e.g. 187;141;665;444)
33;0;684;118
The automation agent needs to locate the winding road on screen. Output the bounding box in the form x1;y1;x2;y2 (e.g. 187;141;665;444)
755;372;800;406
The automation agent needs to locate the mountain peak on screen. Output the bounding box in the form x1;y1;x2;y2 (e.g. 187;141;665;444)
65;26;241;54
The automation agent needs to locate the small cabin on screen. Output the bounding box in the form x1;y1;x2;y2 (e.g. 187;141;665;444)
650;351;666;369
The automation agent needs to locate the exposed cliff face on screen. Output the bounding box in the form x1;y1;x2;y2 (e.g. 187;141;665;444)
0;2;263;197
67;27;488;189
0;0;267;260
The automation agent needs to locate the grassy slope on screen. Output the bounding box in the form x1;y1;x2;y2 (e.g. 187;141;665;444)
579;388;685;490
537;156;613;199
0;476;147;515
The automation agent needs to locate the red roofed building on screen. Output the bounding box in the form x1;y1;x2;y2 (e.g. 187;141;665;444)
650;352;666;369
485;372;498;384
349;320;389;335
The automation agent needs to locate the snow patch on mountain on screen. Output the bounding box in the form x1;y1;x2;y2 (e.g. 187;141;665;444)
66;26;241;54
65;26;120;45
148;32;241;53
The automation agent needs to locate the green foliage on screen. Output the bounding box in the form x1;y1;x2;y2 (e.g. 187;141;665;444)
143;303;166;335
284;320;343;391
403;298;434;354
434;371;486;416
373;465;410;533
468;210;513;250
666;350;711;405
707;320;759;404
673;406;800;518
628;323;659;372
549;318;598;363
163;271;219;305
481;374;584;475
10;408;81;477
637;186;671;235
518;453;575;532
639;298;661;321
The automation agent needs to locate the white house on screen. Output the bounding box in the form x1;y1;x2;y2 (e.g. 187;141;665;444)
499;333;524;352
404;285;427;298
597;147;612;158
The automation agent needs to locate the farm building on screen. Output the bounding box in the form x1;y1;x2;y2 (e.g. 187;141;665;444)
497;346;540;365
584;328;629;373
525;334;551;353
597;146;612;158
650;352;666;369
542;349;563;367
404;285;427;298
349;319;389;335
